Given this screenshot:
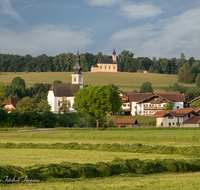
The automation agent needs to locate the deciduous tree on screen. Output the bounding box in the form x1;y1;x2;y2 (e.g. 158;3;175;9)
73;85;122;130
140;82;153;93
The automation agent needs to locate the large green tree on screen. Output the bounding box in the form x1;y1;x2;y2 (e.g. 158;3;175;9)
16;97;37;112
140;82;153;93
73;85;122;130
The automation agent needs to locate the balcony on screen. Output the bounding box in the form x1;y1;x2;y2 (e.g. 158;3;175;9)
144;106;164;110
151;101;162;104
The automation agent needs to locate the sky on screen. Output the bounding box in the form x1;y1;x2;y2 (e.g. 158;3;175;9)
0;0;200;59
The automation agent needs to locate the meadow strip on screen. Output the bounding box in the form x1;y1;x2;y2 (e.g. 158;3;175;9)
1;158;200;181
0;142;200;157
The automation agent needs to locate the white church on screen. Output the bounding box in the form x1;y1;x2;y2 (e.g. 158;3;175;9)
47;50;84;113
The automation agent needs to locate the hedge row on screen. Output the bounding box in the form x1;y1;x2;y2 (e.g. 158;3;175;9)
1;142;200;157
1;158;200;181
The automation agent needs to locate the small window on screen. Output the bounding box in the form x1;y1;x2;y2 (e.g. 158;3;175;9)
169;122;171;126
173;122;175;125
74;78;76;82
58;100;60;106
168;115;173;119
100;66;102;69
161;123;163;126
188;113;191;118
109;66;110;69
105;66;106;69
113;66;115;69
177;106;179;109
79;78;81;82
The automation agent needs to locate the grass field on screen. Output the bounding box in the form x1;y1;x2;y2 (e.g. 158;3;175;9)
1;128;200;189
0;72;196;92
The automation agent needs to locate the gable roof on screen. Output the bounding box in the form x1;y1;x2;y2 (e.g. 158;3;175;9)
189;96;200;104
98;59;116;64
151;108;200;117
183;116;200;124
118;91;136;98
115;118;138;124
0;98;21;108
129;92;186;103
49;83;79;97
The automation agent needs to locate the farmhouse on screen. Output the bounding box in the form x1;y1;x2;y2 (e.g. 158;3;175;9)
47;50;83;113
151;107;200;127
91;49;118;72
134;67;147;73
118;91;186;116
0;98;21;113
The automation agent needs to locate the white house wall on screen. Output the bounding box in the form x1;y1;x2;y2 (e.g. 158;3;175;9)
47;91;55;112
173;102;184;110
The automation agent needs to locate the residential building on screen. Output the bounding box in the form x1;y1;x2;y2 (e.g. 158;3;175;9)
151;108;200;127
118;91;186;116
91;49;118;72
0;98;21;113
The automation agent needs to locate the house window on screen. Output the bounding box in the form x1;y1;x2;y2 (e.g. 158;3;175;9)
177;106;179;109
105;66;106;69
168;115;173;119
79;78;81;82
74;78;76;82
58;100;60;106
113;66;115;69
109;66;110;69
100;66;102;69
161;123;163;126
169;122;171;126
68;102;71;108
173;122;175;125
188;113;191;118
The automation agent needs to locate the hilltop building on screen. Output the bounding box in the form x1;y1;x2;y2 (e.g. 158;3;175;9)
91;49;118;72
47;50;83;113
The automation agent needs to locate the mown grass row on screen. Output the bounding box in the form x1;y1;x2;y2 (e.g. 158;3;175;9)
1;158;200;181
1;142;200;157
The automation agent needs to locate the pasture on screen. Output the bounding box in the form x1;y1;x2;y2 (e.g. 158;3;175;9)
1;128;200;189
0;72;196;92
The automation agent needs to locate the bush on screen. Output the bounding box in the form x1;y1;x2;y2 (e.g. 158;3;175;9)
0;109;7;127
42;111;57;128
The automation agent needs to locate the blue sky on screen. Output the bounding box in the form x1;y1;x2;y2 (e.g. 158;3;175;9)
0;0;200;59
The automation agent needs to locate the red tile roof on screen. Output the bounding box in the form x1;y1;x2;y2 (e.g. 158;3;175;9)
118;91;136;97
129;92;185;103
151;108;200;117
115;118;137;124
183;116;200;124
0;98;22;108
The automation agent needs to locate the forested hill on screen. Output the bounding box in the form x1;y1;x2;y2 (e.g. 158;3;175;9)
0;51;199;74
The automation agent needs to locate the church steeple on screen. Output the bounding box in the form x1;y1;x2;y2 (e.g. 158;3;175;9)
112;48;116;62
71;50;84;88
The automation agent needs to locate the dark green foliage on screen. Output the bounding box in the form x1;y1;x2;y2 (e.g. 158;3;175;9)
22;111;42;127
53;80;62;84
196;74;200;88
1;158;200;181
166;83;187;93
57;114;74;127
42;111;57;128
140;82;153;93
0;109;7;126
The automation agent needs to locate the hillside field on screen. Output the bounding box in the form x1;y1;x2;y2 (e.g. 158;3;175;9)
0;72;196;92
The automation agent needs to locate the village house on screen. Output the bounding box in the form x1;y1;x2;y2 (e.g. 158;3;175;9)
91;49;118;72
0;98;21;113
47;50;83;113
118;91;186;116
115;118;138;127
151;108;200;127
134;67;147;73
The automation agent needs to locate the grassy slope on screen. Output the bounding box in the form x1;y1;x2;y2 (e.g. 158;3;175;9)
0;72;196;92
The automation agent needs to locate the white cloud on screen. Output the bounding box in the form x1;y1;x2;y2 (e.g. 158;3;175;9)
0;25;93;56
0;0;27;25
109;6;200;59
121;2;163;20
85;0;122;7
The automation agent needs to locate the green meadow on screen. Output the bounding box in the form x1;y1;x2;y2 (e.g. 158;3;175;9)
0;72;196;92
1;128;200;189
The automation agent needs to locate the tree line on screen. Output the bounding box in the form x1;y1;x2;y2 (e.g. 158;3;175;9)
0;51;199;74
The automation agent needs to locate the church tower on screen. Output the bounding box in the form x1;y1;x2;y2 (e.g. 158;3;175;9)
112;48;117;62
71;50;84;88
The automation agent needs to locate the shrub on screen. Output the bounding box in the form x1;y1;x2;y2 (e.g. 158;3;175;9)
42;111;57;128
